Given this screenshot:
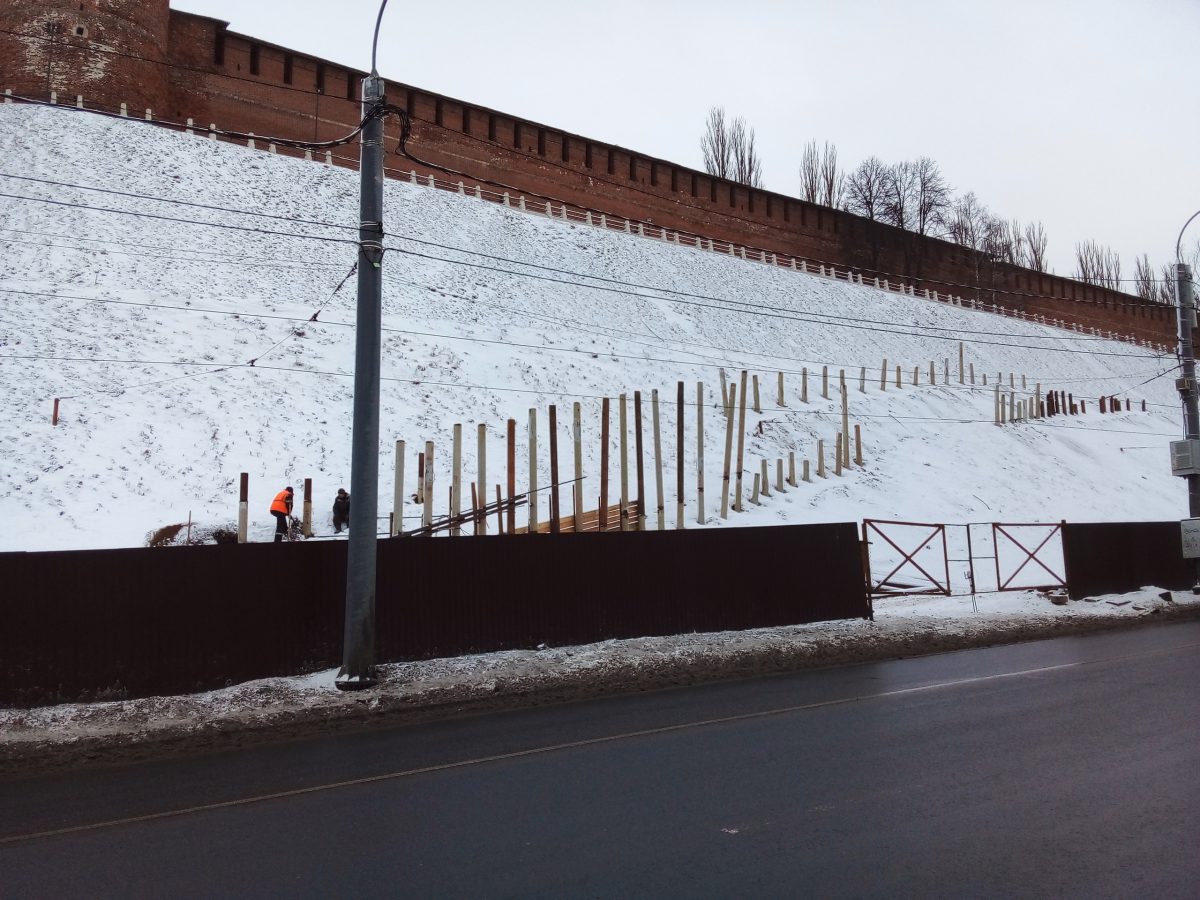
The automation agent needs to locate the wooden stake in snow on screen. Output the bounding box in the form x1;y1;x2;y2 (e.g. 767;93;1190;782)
417;451;427;508
788;451;797;487
803;459;811;483
424;440;435;530
834;433;843;476
238;472;248;543
527;410;538;533
652;389;665;530
475;428;486;535
735;371;749;512
761;459;771;497
634;392;646;531
752;374;762;413
619;394;629;531
944;359;950;383
51;398;59;426
822;366;829;400
880;358;888;391
505;423;515;534
776;459;784;492
970;363;975;385
393;440;406;537
1022;374;1027;390
958;342;964;383
913;366;919;387
720;385;736;518
750;473;761;505
720;368;728;414
817;439;827;478
302;478;313;538
929;361;936;384
548;406;560;533
452;424;463;536
600;398;610;532
777;372;785;407
994;384;1001;425
573;402;584;530
696;382;705;525
676;381;685;529
859;366;866;393
854;425;863;466
895;365;901;388
801;367;809;403
841;381;851;467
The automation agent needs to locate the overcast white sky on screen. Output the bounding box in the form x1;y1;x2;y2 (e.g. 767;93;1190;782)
176;0;1200;279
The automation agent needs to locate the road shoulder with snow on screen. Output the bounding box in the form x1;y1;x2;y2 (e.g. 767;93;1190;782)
1;586;1195;776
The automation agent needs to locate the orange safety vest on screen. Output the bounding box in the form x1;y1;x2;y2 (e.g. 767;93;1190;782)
271;490;292;514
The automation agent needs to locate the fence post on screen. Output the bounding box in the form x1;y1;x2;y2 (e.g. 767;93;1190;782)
476;427;486;535
303;477;313;537
392;440;405;537
788;451;797;487
673;381;685;528
573;402;584;531
802;367;809;403
751;472;761;505
549;405;560;533
238;472;249;543
424;440;435;529
880;358;888;391
735;370;749;511
959;342;965;383
776;458;784;492
817;440;826;478
696;382;705;525
761;460;771;497
854;425;863;466
600;398;610;532
895;365;901;388
777;372;785;407
803;459;811;483
720;368;728;414
841;380;851;467
506;421;516;534
634;391;646;531
528;409;538;533
721;385;736;519
452;423;463;536
417;452;425;504
652;390;665;530
752;374;761;413
859;366;866;393
834;434;843;476
619;394;629;531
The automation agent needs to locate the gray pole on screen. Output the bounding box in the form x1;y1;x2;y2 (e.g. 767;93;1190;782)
336;71;386;690
1176;263;1200;518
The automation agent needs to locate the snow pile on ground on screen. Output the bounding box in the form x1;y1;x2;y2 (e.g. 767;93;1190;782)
2;587;1195;772
0;103;1186;553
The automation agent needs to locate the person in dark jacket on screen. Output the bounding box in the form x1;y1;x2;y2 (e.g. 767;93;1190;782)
271;486;294;543
332;488;351;534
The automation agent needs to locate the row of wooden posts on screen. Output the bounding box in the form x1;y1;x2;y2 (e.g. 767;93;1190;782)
994;385;1144;424
389;370;868;538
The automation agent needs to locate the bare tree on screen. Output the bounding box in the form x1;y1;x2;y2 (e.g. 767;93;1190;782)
882;161;918;230
701;106;763;188
1157;263;1177;305
701;106;732;180
911;157;951;237
1134;254;1156;301
799;140;820;203
819;142;844;209
799;140;842;207
1023;221;1048;273
845;156;889;221
1075;240;1122;290
729;116;763;188
999;219;1025;267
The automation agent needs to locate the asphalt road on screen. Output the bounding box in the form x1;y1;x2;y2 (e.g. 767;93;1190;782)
2;621;1198;898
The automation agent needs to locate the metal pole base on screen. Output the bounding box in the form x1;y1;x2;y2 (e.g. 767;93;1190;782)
335;671;379;691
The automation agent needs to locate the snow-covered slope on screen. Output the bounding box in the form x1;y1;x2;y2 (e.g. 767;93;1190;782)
0;104;1185;552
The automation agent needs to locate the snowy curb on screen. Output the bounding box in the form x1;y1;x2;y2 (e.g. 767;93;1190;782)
2;589;1197;775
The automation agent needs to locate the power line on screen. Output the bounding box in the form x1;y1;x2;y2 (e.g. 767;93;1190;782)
3;285;1174;408
0;190;357;247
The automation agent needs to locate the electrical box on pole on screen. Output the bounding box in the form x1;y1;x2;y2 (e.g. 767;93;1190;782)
1170;440;1200;477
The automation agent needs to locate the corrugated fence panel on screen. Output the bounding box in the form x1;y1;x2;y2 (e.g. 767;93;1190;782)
0;523;868;704
1063;521;1195;600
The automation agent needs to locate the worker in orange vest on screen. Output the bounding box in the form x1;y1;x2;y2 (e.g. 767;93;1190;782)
270;486;294;543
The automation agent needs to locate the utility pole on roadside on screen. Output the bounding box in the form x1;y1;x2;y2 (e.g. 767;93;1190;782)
1174;263;1200;517
337;2;389;690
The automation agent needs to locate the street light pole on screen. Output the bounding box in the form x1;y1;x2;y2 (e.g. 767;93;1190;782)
337;1;389;690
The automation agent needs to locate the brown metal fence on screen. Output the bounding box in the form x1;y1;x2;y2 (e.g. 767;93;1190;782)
0;523;869;705
1062;521;1196;600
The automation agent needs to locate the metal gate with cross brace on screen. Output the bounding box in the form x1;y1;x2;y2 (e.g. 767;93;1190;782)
862;519;950;598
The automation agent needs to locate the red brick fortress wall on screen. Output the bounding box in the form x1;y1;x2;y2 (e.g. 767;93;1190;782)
0;2;1176;349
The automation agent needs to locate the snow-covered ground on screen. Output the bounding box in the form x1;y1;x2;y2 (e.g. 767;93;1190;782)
2;586;1194;772
0;103;1186;553
1;105;1194;748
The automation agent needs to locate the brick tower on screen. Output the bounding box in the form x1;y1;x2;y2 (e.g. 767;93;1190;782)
0;0;171;114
